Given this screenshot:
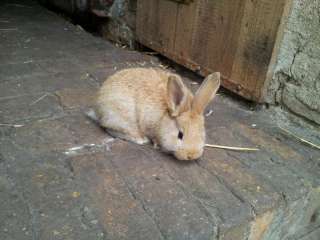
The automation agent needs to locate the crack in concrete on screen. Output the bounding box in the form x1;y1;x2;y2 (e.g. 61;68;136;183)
51;91;65;109
85;72;101;87
288;46;303;79
26;201;39;240
163;167;219;240
1;157;39;240
195;160;257;220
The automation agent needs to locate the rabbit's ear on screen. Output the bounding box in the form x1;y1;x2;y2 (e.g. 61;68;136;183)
167;75;190;117
192;72;220;114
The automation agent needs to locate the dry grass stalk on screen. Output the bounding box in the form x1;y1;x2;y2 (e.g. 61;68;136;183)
0;123;24;128
143;52;158;55
279;126;320;150
0;28;18;31
205;144;259;151
30;93;49;106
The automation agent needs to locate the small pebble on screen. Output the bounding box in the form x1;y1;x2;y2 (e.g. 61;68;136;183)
91;220;98;225
72;191;81;198
205;110;213;117
83;206;89;212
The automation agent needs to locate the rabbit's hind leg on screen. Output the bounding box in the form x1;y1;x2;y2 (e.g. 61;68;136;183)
106;128;149;145
99;107;149;145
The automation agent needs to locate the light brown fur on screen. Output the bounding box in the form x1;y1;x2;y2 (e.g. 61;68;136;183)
94;67;220;160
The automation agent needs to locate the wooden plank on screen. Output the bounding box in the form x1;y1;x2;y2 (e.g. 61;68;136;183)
173;0;197;64
136;0;178;54
230;0;287;101
184;0;248;97
136;0;290;102
136;0;158;48
204;0;245;79
189;0;245;74
253;0;289;100
262;0;294;101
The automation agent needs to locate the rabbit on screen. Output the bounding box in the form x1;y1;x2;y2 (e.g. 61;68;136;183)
91;67;220;160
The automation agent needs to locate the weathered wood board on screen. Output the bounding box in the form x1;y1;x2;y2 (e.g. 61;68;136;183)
136;0;291;102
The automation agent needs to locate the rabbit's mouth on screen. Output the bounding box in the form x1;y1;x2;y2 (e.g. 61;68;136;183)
158;145;201;161
174;149;203;161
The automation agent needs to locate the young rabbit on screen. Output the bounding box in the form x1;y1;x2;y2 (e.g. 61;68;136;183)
92;67;220;160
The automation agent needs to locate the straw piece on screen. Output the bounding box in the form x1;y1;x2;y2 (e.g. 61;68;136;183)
279;126;320;150
144;52;158;55
205;109;213;117
0;123;24;127
0;28;18;31
30;93;49;106
205;144;259;151
190;81;199;85
6;3;32;8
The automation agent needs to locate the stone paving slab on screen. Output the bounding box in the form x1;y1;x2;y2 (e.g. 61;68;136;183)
70;152;165;240
0;172;33;240
0;93;63;124
0;1;319;240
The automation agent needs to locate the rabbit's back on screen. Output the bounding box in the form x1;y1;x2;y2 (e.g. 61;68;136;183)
96;68;169;136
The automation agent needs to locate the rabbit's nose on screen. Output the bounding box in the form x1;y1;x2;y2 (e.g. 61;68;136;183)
186;149;203;160
174;150;202;160
186;151;201;160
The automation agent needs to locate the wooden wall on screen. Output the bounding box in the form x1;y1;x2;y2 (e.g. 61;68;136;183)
136;0;292;102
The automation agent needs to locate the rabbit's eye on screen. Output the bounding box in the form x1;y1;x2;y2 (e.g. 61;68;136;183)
178;131;184;140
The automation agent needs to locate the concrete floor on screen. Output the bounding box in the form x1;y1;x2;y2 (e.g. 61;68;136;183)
0;1;319;240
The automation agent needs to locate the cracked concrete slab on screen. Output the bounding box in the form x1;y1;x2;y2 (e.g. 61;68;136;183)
0;1;319;240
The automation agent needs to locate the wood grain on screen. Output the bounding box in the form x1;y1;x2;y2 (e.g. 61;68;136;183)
136;0;292;102
136;0;178;54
